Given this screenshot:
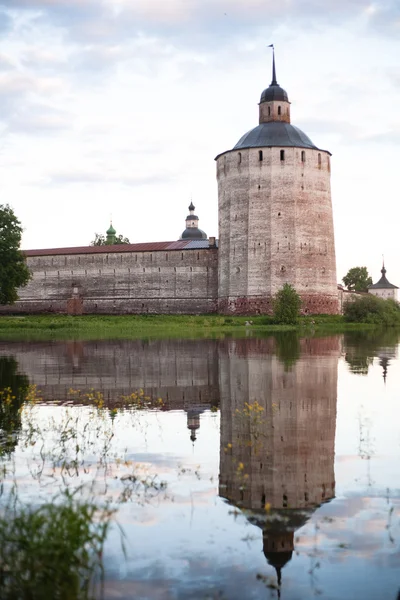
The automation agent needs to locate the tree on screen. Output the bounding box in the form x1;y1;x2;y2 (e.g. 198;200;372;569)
90;233;130;246
342;266;372;292
0;204;31;305
273;283;302;325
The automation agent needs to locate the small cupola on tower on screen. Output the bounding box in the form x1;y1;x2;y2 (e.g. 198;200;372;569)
106;222;117;245
259;46;291;124
179;202;207;240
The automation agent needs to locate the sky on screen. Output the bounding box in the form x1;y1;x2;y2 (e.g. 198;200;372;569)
0;0;399;286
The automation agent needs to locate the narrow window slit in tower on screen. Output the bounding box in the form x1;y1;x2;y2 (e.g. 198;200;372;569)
301;150;306;163
278;106;281;115
259;150;263;161
318;153;321;168
238;152;242;164
280;150;285;161
268;106;271;116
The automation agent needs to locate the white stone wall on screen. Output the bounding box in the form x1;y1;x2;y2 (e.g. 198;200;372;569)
369;288;398;300
217;144;338;314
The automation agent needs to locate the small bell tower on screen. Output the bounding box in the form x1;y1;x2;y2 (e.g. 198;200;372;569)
259;46;291;124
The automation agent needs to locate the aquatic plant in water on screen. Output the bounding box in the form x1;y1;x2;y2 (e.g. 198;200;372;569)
0;384;168;599
0;490;113;600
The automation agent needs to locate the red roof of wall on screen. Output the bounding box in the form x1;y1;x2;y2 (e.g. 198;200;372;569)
23;241;191;257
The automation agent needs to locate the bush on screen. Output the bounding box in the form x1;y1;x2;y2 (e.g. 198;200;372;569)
344;295;400;325
273;284;302;325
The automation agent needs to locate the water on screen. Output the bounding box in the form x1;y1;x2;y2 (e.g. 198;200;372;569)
0;331;399;599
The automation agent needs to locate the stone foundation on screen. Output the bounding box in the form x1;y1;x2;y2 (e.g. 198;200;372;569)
219;293;339;315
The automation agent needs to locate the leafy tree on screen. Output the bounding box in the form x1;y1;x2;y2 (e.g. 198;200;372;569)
90;233;130;246
342;266;372;292
273;283;302;325
0;204;31;305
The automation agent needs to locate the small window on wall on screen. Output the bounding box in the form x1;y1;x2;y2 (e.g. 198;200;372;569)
268;106;271;116
259;150;263;161
301;151;306;163
318;153;322;168
238;152;242;164
280;149;285;161
278;106;281;115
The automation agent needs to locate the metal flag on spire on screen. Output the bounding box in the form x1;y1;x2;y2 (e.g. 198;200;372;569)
268;44;277;85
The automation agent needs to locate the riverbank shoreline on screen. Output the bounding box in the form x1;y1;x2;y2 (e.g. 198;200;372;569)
0;313;384;341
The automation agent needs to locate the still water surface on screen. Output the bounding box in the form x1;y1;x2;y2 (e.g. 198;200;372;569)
0;331;399;599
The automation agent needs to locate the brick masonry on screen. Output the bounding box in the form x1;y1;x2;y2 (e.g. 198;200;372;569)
0;248;218;315
217;145;338;315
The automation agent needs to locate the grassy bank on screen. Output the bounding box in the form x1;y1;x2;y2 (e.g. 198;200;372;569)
0;313;380;341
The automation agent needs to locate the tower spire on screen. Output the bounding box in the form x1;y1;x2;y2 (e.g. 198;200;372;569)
269;44;277;85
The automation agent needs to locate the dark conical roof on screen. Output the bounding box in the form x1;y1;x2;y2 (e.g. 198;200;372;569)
368;264;398;290
233;122;320;151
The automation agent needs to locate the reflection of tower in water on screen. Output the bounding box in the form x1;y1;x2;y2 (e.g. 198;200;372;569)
219;336;340;588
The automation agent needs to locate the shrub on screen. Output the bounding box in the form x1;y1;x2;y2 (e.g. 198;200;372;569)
273;284;302;325
344;295;400;325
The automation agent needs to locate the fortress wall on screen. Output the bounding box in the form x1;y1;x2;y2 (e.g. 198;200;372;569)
0;248;218;315
217;147;338;315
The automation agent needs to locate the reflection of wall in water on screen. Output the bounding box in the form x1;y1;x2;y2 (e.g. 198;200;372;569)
219;337;339;581
0;340;219;417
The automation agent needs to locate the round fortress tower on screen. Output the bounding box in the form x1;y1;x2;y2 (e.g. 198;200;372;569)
215;51;338;315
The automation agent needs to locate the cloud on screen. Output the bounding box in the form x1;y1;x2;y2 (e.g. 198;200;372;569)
3;0;397;48
0;9;13;34
48;169;174;187
358;130;400;145
6;102;71;134
0;53;14;71
366;1;400;35
0;71;67;128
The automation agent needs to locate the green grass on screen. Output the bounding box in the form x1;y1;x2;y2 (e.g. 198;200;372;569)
0;313;382;341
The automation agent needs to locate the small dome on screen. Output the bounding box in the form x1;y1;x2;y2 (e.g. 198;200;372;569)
181;227;207;240
107;223;116;235
260;84;288;103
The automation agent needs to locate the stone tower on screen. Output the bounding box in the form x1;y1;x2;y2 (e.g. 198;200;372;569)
216;51;338;315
